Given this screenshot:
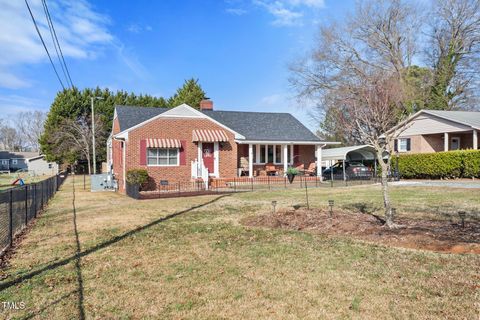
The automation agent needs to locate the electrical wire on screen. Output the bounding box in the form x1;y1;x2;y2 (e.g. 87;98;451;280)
41;0;74;88
25;0;65;90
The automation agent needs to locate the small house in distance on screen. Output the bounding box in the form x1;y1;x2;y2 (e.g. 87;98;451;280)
0;151;58;175
390;110;479;153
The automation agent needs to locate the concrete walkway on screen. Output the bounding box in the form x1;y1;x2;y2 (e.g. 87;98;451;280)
391;180;480;189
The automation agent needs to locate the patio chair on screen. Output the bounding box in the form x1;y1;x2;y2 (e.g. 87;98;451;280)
294;162;305;175
265;163;277;176
304;162;317;176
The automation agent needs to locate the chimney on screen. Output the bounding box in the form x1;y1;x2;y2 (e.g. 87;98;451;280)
200;99;213;111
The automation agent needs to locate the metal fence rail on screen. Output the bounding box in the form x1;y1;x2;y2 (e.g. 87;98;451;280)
133;175;383;200
0;172;67;257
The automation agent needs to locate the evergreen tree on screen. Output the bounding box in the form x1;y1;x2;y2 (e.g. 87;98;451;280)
167;79;206;108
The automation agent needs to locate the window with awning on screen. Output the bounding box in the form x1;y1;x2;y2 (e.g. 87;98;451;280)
192;129;229;142
146;138;181;149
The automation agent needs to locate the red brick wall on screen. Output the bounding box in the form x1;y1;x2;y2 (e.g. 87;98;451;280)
297;145;315;164
119;117;238;192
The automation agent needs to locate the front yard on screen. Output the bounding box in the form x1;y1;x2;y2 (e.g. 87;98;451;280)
0;177;479;319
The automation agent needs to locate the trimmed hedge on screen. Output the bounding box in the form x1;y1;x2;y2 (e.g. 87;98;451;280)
398;150;480;179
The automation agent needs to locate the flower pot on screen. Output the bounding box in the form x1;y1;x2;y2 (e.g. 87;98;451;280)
287;173;296;184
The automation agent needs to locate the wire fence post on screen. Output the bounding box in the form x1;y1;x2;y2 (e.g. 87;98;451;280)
33;183;37;218
9;189;13;247
251;177;254;191
268;175;270;190
25;186;28;226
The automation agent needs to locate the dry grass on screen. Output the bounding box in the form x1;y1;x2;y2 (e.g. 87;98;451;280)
0;176;479;319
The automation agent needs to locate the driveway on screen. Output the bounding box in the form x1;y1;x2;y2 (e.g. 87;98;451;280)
391;180;480;189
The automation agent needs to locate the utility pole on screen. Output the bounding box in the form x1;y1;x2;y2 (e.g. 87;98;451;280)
91;96;103;175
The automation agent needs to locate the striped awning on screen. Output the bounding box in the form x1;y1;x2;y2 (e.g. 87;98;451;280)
192;129;229;142
146;138;181;148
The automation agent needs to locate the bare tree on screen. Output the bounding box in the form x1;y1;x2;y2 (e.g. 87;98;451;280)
290;0;419;227
51;115;106;175
427;0;480;110
0;119;23;151
14;111;46;151
336;74;407;227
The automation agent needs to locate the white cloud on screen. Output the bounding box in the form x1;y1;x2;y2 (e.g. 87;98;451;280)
0;94;49;117
127;23;153;33
252;0;325;26
226;8;248;15
0;0;117;88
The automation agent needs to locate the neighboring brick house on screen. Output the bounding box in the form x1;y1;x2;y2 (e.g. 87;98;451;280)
108;101;337;192
390;110;480;154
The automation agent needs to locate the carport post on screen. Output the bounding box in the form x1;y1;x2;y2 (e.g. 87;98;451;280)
342;159;346;182
374;154;377;179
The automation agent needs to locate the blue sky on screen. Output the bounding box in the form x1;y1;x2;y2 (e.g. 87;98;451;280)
0;0;354;129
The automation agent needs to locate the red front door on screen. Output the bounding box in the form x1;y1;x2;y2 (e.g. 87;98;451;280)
202;143;215;174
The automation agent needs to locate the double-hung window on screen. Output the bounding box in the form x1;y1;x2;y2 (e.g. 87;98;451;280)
147;148;179;166
397;138;410;152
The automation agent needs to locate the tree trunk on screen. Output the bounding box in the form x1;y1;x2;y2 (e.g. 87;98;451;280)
378;151;395;228
86;152;91;176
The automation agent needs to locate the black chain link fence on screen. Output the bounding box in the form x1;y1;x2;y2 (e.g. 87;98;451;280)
0;172;67;257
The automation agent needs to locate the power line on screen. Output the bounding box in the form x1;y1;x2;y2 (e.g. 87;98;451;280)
41;0;74;88
25;0;65;90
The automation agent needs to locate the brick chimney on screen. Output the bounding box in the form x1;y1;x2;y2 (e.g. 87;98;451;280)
200;99;213;111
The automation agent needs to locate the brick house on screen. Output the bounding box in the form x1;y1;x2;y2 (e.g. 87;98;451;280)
391;110;479;154
107;101;337;192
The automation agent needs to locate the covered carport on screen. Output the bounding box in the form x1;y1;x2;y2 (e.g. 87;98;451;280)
321;145;381;180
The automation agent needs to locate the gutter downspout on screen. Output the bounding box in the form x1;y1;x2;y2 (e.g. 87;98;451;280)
113;136;126;191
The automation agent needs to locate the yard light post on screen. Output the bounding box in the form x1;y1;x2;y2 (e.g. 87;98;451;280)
328;200;334;217
458;211;466;228
91;96;103;175
272;200;277;214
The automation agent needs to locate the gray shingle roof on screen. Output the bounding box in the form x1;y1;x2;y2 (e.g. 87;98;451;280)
114;105;320;142
423;110;480;129
115;105;169;132
202;110;320;141
0;151;39;159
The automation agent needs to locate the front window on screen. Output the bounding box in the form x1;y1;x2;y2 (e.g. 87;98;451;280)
260;145;266;163
267;145;274;163
398;138;408;152
1;160;8;165
147;148;179;166
12;159;18;165
254;145;294;164
275;145;282;164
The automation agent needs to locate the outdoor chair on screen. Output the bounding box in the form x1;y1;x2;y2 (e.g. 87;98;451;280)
265;163;277;176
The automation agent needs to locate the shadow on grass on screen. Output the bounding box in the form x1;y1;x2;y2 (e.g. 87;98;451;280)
0;185;229;297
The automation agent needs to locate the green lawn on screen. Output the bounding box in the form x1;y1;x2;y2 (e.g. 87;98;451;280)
0;177;479;319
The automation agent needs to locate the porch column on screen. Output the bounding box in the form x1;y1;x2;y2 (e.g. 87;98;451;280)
248;144;253;178
444;132;449;151
283;144;288;175
315;145;322;180
473;130;478;150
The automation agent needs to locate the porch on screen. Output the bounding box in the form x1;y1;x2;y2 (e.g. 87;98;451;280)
236;143;327;178
401;129;479;153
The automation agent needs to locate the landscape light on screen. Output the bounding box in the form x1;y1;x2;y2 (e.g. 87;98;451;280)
458;211;466;228
271;200;277;214
328;200;334;217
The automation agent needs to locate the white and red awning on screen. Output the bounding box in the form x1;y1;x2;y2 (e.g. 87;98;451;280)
146;138;181;148
192;129;229;142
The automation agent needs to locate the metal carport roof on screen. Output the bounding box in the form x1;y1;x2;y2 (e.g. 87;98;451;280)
321;145;380;161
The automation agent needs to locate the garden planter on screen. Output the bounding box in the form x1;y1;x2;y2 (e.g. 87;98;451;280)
287;173;296;184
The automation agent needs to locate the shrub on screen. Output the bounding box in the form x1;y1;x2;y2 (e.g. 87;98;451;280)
286;167;299;175
126;169;149;186
398;150;480;179
462;150;480;178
